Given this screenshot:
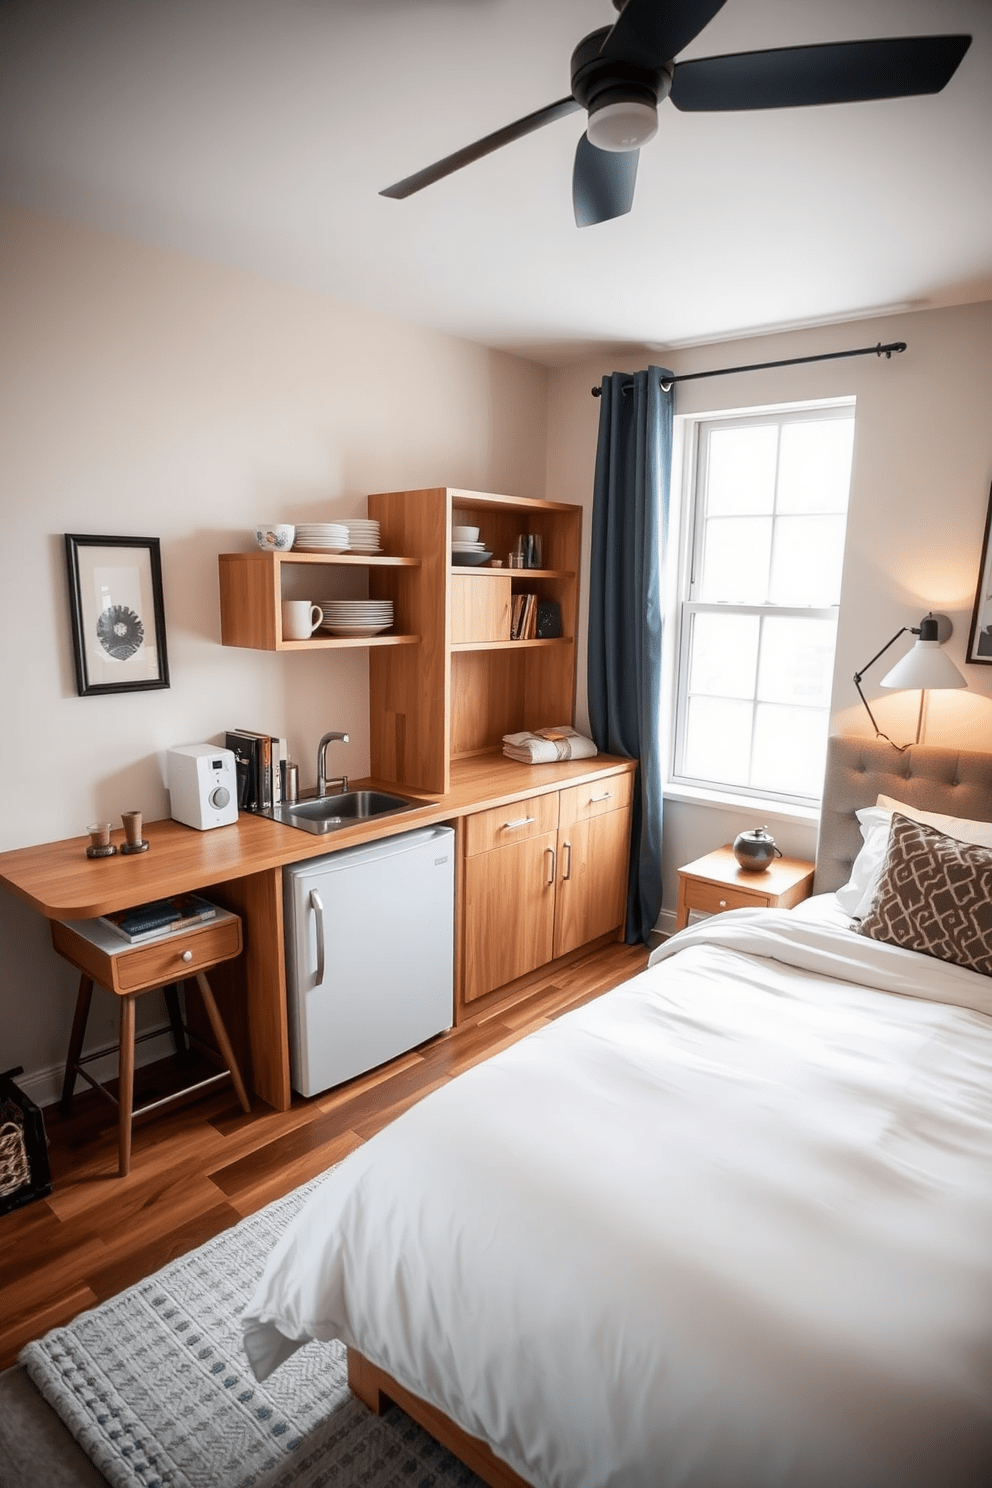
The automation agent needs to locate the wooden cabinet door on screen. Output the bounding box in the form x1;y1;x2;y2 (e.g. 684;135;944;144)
553;807;631;959
463;831;557;1004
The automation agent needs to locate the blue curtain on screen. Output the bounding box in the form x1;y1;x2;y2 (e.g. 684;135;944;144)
587;366;672;944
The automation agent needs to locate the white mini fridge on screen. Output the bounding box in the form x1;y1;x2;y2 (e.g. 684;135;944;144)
283;825;455;1096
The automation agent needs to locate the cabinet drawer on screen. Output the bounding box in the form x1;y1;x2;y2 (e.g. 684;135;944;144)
465;791;559;856
681;879;766;917
558;771;633;828
115;915;242;991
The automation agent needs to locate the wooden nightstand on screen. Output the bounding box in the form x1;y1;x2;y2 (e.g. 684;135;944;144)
675;845;815;932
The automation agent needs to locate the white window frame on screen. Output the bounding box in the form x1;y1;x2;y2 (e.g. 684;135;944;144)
668;397;855;811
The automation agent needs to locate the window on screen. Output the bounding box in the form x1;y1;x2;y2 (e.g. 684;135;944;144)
672;403;854;806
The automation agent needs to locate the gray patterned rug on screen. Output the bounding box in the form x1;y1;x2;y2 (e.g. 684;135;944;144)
20;1175;482;1488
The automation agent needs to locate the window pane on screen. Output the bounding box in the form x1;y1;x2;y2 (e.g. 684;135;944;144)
777;420;854;513
757;615;837;708
751;703;829;798
768;515;846;606
707;425;778;515
699;517;771;603
688;612;759;699
683;697;752;787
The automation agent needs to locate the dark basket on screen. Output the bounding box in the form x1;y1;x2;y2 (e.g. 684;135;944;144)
0;1066;53;1216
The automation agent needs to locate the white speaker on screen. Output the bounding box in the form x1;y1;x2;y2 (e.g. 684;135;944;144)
167;744;239;831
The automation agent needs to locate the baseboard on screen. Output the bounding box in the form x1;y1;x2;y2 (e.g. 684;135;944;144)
654;908;678;937
17;1025;178;1112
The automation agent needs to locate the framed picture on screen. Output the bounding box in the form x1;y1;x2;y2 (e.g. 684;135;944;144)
966;483;992;666
64;534;170;696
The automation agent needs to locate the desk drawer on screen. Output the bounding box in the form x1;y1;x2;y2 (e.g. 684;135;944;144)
115;915;242;991
465;792;559;856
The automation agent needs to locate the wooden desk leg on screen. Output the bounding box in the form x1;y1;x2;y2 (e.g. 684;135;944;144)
195;972;251;1114
60;974;94;1118
118;995;136;1178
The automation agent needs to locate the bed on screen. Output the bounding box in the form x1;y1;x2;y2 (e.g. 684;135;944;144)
242;737;992;1487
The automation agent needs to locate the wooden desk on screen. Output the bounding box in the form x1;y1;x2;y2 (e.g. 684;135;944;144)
0;754;637;1112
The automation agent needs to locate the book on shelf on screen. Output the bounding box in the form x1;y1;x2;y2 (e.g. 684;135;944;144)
226;730;259;810
99;892;218;945
236;728;273;811
511;592;537;640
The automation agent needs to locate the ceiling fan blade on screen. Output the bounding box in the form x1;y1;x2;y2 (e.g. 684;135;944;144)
573;133;638;227
600;0;728;68
670;34;972;112
380;96;581;198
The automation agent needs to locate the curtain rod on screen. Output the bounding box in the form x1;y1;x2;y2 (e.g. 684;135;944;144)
590;340;907;396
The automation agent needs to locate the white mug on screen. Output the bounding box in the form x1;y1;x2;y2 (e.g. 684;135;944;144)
282;600;322;640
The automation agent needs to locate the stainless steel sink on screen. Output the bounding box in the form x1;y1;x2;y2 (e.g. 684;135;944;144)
262;789;427;836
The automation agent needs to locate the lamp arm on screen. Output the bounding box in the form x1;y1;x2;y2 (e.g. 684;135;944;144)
853;626;913;752
852;626;912;685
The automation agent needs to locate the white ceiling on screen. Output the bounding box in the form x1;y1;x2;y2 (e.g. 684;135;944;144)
2;0;991;365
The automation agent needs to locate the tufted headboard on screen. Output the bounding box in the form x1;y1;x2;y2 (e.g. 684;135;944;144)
815;736;992;895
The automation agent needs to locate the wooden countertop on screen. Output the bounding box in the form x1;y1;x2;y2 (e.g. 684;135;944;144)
0;752;636;920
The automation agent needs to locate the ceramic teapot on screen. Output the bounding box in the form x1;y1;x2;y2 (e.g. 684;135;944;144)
733;826;782;872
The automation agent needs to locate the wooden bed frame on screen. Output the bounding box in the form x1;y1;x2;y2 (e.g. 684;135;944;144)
348;1347;531;1488
347;736;992;1488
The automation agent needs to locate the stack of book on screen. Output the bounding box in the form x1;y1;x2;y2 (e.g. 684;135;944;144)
510;592;538;640
99;892;217;945
225;729;288;812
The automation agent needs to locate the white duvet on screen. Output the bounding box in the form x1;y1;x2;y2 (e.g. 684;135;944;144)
243;909;992;1487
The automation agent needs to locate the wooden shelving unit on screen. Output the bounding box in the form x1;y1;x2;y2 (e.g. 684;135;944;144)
218;487;582;798
218;549;420;651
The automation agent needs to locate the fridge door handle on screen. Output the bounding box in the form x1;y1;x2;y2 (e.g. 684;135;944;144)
309;888;325;984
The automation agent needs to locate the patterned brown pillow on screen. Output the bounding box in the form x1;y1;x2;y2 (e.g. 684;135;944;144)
857;813;992;976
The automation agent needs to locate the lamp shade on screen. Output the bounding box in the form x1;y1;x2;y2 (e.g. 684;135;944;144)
880;639;967;691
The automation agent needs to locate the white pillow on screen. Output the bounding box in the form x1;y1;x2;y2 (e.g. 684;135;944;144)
835;795;992;919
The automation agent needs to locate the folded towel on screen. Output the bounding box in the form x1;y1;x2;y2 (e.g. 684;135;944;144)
502;727;599;765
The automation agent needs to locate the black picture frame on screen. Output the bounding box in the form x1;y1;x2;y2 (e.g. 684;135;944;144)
64;534;170;696
966;483;992;666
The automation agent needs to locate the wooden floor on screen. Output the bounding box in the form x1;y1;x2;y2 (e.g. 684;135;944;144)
0;939;649;1372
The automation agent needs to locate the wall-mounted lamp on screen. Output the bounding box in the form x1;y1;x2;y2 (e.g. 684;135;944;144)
854;612;967;750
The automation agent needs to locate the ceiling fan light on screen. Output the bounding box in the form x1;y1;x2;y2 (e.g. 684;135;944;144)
586;99;658;152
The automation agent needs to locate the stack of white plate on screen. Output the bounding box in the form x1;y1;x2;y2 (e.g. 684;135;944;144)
451;538;493;566
318;599;394;637
294;523;350;553
340;519;381;555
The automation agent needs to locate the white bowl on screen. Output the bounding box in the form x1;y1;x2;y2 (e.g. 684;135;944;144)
452;525;480;542
254;523;295;551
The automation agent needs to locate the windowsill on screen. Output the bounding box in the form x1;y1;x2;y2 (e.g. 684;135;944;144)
663;780;821;827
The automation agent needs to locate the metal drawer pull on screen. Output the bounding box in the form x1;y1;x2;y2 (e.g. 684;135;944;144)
310;888;325;984
180;949;194;963
563;841;572;881
718;899;728;909
546;846;556;884
589;791;613;803
504;816;536;830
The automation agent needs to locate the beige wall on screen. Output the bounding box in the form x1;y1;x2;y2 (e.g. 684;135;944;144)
545;303;992;920
0;207;549;1093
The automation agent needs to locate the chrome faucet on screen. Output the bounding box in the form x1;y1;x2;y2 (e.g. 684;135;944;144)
316;732;349;798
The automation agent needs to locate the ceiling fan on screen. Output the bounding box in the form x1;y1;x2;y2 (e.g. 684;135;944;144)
379;0;971;227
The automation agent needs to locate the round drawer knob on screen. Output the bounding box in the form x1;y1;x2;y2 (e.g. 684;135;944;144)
180;949;194;963
718;899;728;908
210;785;230;809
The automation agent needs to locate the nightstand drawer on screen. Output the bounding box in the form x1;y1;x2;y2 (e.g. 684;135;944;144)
681;879;766;917
51;910;242;996
115;916;242;991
